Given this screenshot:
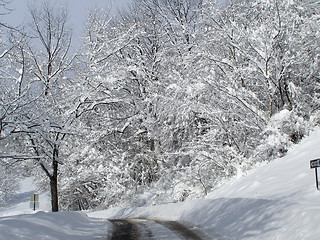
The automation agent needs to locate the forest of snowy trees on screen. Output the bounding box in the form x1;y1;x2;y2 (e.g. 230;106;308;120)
1;0;320;212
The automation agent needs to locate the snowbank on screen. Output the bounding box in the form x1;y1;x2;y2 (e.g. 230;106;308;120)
0;211;111;240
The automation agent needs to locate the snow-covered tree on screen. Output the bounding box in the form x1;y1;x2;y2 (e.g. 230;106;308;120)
0;0;29;200
0;1;85;212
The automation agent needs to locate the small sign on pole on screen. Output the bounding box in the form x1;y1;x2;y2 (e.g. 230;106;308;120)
30;193;39;211
310;158;320;190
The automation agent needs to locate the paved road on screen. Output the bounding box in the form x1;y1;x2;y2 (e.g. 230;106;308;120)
109;218;212;240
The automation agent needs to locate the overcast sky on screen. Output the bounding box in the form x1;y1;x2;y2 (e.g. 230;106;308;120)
1;0;132;47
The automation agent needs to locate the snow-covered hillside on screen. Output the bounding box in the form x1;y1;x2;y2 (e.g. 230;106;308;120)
1;129;320;239
89;129;320;239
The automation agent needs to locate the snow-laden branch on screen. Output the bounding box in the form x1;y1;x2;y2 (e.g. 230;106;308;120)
95;24;137;64
0;154;43;160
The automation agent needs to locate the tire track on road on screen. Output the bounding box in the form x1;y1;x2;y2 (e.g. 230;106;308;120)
155;220;208;240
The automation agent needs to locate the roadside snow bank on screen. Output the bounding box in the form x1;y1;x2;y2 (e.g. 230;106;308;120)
89;129;320;239
0;211;111;240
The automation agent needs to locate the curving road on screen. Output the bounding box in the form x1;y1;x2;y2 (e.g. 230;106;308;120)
109;218;212;240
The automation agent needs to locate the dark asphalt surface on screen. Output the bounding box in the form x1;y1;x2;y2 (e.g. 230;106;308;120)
108;218;211;240
109;219;140;240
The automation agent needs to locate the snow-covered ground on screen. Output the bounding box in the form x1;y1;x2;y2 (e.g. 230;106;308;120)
0;179;111;239
0;178;50;217
2;129;320;239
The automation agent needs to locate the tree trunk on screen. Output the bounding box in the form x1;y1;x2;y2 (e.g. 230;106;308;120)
51;147;59;212
50;176;59;212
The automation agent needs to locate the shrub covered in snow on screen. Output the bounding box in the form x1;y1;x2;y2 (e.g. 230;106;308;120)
254;110;311;162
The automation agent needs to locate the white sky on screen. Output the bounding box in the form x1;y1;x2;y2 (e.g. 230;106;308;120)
1;0;132;47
